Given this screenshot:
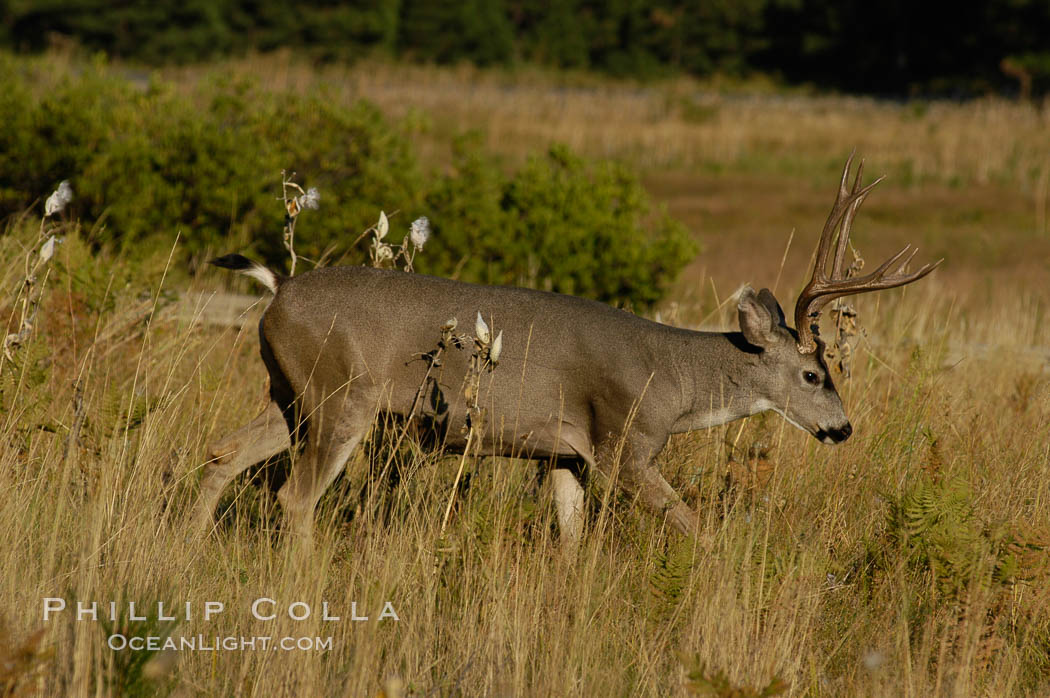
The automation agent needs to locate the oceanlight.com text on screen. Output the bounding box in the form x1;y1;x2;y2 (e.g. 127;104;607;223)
107;634;333;652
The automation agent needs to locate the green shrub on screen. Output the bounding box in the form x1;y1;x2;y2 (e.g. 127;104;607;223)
0;54;694;307
0;57;426;267
422;140;695;307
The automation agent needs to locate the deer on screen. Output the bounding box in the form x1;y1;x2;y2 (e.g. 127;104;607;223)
194;153;940;548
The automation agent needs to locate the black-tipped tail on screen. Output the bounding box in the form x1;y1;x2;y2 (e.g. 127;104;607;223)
210;254;256;272
209;254;282;294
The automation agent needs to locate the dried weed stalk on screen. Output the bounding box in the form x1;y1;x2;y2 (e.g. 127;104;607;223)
824;247;866;378
440;312;503;535
280;170;320;276
2;182;70;365
365;211;430;272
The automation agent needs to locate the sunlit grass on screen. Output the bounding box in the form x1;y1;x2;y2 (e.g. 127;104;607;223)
0;197;1047;696
1;53;1049;695
146;53;1050;195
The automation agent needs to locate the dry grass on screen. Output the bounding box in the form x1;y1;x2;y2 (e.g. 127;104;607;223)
2;56;1050;696
151;54;1050;195
1;222;1048;697
156;52;1050;305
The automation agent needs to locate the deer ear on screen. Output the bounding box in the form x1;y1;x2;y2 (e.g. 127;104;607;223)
738;286;784;349
757;288;787;328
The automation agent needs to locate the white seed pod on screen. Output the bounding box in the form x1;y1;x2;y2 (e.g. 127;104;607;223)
376;244;394;263
441;317;458;332
44;180;73;217
490;330;503;364
376;211;389;240
298;187;320;210
409;216;430;249
39;235;56;263
474;311;490;345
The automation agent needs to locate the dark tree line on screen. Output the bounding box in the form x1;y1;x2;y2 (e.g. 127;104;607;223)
3;0;1049;96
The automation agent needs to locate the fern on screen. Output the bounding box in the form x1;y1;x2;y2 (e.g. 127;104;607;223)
94;387;159;438
883;476;1047;603
0;335;52;409
885;477;992;600
854;475;1050;679
682;656;788;697
99;602;179;698
650;538;696;621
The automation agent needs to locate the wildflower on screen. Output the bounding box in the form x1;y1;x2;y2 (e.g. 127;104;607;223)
298;187;320;211
474;312;490;345
44;180;73;217
409;216;430;249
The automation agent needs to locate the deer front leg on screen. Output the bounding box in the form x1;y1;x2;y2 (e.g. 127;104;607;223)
625;462;699;536
610;434;700;537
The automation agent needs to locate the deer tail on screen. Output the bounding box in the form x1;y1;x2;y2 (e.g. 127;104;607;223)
209;254;284;294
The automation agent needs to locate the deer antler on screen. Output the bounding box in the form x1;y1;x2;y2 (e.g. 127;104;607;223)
794;152;942;354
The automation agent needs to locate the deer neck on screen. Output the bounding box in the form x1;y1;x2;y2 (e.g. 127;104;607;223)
665;330;769;434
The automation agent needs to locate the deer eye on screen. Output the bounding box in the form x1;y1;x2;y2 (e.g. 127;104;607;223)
803;370;821;385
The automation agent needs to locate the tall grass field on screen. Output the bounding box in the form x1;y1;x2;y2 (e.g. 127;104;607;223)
1;53;1049;696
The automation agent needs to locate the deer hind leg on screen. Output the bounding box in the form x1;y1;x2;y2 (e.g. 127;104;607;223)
195;400;291;535
277;407;371;543
542;425;596;555
551;467;585;554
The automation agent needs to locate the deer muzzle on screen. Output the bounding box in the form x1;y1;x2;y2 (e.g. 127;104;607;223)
816;421;852;444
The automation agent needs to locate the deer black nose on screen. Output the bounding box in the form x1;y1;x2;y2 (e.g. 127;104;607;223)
829;422;852;443
817;422;852;443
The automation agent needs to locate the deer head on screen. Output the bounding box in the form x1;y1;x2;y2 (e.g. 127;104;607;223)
737;153;941;444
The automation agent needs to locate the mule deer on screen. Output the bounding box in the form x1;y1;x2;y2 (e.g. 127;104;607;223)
195;154;939;546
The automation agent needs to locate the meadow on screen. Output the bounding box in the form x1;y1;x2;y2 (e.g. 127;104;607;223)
1;53;1049;696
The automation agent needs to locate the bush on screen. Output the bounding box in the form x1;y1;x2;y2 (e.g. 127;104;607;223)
0;54;694;307
0;56;425;266
422;140;693;307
